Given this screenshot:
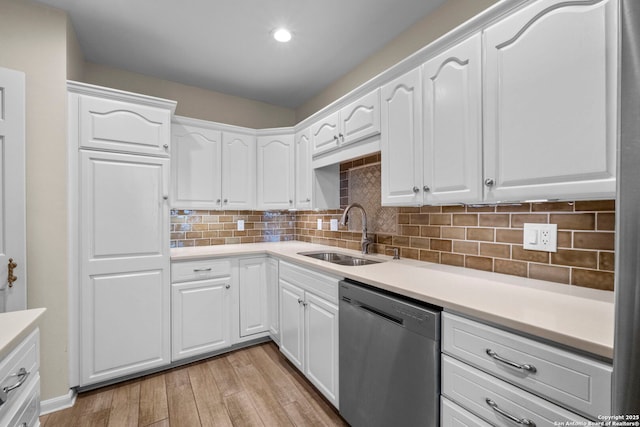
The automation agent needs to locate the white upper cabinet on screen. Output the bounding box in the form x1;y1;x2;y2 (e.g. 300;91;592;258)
222;131;256;210
483;0;617;202
381;68;423;206
311;111;341;155
295;128;313;209
256;133;295;210
339;89;381;147
171;122;222;209
79;95;171;157
311;89;380;156
422;33;482;205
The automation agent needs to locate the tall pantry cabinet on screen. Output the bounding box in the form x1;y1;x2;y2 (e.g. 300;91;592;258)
68;82;176;387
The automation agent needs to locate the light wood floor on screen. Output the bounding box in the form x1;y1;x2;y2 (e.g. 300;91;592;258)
40;342;348;427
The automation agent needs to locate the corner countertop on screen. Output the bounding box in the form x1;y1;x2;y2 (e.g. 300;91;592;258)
171;242;615;360
0;308;46;360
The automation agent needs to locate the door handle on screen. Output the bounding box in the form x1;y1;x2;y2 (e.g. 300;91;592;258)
7;259;17;288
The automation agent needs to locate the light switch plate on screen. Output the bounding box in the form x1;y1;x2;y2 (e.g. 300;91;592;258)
317;219;323;230
237;219;245;231
330;219;338;231
523;223;557;252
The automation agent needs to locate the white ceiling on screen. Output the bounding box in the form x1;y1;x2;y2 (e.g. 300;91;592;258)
36;0;445;108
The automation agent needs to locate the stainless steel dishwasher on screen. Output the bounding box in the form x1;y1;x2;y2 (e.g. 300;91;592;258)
339;279;441;427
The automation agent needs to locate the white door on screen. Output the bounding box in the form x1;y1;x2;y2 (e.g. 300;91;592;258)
238;257;269;337
80;150;170;386
171;123;222;209
311;111;340;155
0;67;26;312
381;67;423;206
304;292;339;408
483;0;617;202
266;257;279;342
256;134;294;210
172;277;231;361
340;89;381;146
422;33;482;204
295;129;313;209
222;131;255;210
279;279;304;370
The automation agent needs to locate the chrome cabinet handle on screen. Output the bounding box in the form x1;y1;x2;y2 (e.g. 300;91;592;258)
486;349;536;373
305;198;310;202
289;199;293;204
485;398;536;426
225;284;230;289
412;186;420;193
223;199;228;204
4;368;29;393
193;268;212;272
163;195;169;200
423;185;430;192
339;133;344;141
333;135;339;141
484;178;495;187
216;199;221;204
0;367;30;406
297;298;303;305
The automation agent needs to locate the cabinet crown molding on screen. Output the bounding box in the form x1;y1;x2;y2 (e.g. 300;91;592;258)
67;80;177;114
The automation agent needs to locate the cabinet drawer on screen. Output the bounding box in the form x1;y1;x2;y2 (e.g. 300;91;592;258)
3;373;39;427
171;259;232;283
279;261;340;304
442;312;611;418
441;396;492;427
0;329;39;421
442;355;590;427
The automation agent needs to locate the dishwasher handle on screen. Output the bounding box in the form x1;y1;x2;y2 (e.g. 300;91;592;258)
354;301;404;325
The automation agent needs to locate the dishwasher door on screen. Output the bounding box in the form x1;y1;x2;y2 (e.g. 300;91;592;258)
339;280;441;427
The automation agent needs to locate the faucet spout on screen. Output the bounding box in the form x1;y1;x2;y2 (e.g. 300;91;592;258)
340;203;372;254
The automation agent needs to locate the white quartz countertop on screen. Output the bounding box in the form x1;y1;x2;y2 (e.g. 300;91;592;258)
171;242;615;359
0;308;46;360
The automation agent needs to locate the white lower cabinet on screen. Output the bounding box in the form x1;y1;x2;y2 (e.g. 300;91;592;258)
172;277;232;361
239;257;269;337
279;261;340;408
441;312;612;426
0;329;40;427
171;259;233;361
266;257;280;342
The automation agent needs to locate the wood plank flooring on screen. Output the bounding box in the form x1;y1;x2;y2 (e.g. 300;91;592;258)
40;342;348;427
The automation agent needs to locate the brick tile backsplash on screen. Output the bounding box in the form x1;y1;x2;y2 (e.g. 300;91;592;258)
170;155;617;292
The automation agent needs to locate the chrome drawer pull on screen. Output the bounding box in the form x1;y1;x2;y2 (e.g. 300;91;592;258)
193;268;213;272
486;349;537;373
485;398;536;426
0;368;30;407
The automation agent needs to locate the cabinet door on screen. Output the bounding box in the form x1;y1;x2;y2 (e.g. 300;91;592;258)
172;277;231;361
80;151;170;386
311;111;340;155
483;0;617;202
79;95;171;157
381;67;423;206
279;279;305;370
239;258;269;337
304;292;339;408
266;258;280;342
256;134;295;210
423;33;482;204
340;89;381;147
222;131;256;209
294;128;313;209
171;123;222;209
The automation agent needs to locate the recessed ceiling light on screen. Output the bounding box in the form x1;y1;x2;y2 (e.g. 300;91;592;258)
273;28;292;43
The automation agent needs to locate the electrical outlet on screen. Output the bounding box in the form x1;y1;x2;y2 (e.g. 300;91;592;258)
237;219;244;231
317;219;323;230
523;223;557;252
330;219;338;231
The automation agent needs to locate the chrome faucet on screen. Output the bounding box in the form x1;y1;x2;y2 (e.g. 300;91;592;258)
340;203;373;254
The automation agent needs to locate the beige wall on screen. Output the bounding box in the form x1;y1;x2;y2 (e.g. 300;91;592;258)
296;0;498;121
83;63;296;129
0;0;70;401
66;17;84;81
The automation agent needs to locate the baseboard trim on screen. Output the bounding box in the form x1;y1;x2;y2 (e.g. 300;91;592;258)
40;389;77;415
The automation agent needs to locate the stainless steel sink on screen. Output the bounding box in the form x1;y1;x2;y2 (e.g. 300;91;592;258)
298;251;382;266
